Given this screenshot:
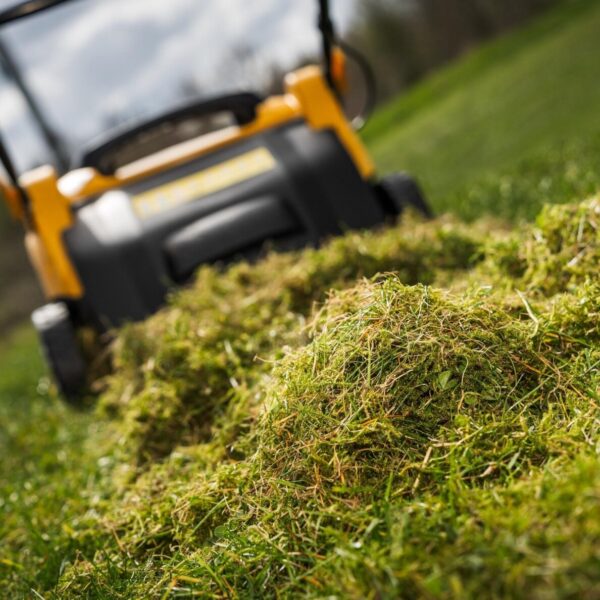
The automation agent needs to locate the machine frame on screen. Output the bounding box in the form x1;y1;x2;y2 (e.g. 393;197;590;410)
0;0;430;401
0;0;374;301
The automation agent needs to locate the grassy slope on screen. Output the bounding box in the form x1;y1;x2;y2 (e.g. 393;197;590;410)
0;2;599;596
364;0;600;219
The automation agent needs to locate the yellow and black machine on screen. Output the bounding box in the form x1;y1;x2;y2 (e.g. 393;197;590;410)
0;0;430;401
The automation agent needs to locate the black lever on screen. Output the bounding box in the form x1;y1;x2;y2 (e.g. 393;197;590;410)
318;0;336;90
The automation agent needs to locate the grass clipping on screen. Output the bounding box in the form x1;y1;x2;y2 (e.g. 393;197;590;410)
56;199;599;598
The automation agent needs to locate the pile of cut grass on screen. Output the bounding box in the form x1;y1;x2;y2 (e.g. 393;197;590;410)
45;197;598;599
101;215;486;465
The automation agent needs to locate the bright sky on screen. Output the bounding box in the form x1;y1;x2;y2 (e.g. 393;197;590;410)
0;0;358;172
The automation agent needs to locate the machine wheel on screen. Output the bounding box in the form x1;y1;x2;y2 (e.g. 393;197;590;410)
32;303;88;405
376;173;433;219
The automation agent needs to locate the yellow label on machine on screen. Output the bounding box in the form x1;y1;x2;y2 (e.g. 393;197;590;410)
132;147;277;220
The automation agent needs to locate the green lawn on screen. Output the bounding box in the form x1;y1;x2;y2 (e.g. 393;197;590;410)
1;1;600;596
365;0;600;219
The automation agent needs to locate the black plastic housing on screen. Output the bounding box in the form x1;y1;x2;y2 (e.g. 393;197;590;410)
63;121;389;330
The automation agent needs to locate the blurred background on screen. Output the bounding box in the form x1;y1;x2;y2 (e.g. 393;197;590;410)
0;0;595;338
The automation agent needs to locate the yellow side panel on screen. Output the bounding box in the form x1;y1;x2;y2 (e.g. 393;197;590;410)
20;166;83;299
284;66;376;180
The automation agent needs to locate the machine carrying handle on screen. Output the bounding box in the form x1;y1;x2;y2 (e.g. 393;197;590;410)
79;92;264;175
0;0;76;26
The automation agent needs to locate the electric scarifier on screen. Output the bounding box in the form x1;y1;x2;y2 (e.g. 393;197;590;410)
0;0;431;402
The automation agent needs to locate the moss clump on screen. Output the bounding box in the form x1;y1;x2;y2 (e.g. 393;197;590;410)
255;280;561;500
100;216;485;464
485;197;599;295
539;281;600;348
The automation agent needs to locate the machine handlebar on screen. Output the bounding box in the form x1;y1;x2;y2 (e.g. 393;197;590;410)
79;92;263;175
